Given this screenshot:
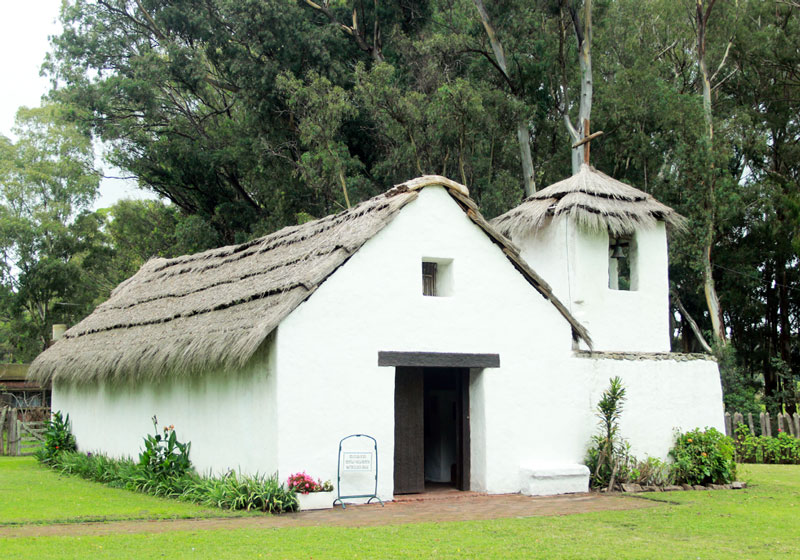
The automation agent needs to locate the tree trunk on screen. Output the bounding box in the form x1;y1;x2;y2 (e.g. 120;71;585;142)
563;0;593;175
672;289;713;353
516;121;536;196
473;0;536;195
695;0;727;345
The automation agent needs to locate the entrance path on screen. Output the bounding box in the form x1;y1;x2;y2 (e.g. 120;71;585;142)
0;492;658;538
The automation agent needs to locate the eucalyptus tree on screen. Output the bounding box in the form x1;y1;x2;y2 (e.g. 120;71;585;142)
0;105;103;359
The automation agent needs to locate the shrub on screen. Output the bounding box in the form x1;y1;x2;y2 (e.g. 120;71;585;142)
734;424;800;465
201;472;299;513
669;428;736;485
39;414;297;514
35;411;77;464
139;416;192;481
629;457;672;486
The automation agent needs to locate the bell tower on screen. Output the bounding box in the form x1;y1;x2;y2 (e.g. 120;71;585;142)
491;165;684;353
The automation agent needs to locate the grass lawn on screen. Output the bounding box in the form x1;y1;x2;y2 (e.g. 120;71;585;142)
0;457;250;525
2;460;799;559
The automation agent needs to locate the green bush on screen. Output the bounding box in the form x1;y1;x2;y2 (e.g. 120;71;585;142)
36;415;297;513
197;472;298;513
669;428;737;485
34;411;77;464
629;457;672;486
734;424;800;464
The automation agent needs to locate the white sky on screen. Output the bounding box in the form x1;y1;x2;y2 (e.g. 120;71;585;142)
0;1;158;210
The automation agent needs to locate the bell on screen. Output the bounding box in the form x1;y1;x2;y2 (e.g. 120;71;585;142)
610;243;625;259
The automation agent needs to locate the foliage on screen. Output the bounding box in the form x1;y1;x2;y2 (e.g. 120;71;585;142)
669;428;737;485
0;105;102;361
733;424;800;465
138;416;192;481
0;0;792;410
195;471;298;513
628;457;672;487
34;410;77;465
33;415;296;514
287;471;334;494
585;376;629;488
43;449;297;514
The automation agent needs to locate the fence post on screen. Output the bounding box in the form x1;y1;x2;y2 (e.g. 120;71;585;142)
747;412;755;435
8;408;18;456
765;413;772;437
794;413;800;439
0;406;7;455
733;412;744;432
724;412;732;436
777;413;785;435
759;412;766;436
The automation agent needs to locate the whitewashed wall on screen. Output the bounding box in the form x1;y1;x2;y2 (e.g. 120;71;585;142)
52;340;279;477
517;219;671;352
273;186;724;499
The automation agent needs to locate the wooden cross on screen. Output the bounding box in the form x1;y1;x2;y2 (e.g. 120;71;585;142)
572;119;603;165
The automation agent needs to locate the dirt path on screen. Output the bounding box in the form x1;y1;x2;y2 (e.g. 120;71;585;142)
0;492;659;538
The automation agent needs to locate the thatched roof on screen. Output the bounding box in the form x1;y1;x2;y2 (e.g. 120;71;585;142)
29;176;590;385
491;164;685;238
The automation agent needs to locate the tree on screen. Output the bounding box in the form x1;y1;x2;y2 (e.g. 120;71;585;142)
0;105;102;359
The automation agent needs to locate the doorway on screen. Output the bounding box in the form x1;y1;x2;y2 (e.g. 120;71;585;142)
394;367;470;494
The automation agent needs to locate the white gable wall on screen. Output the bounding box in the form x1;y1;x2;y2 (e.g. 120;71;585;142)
51;339;279;476
275;186;575;498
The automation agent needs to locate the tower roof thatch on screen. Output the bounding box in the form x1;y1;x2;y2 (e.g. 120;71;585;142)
491;164;685;238
29;176;591;385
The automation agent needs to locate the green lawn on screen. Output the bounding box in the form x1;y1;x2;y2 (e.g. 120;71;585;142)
2;460;799;559
0;457;249;525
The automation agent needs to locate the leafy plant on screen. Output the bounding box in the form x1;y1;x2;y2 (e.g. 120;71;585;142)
733;424;800;465
669;428;736;485
35;410;77;464
629;457;672;486
138;416;192;481
200;472;299;513
585;377;631;489
39;415;297;514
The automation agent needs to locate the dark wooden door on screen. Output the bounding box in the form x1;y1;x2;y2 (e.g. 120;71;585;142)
455;369;471;491
394;367;424;494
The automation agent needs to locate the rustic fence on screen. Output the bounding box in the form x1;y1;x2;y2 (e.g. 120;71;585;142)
0;406;49;456
724;411;800;438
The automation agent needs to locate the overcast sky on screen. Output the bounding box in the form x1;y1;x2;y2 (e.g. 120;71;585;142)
1;1;157;210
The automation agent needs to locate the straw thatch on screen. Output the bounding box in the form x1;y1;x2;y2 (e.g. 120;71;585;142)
491;164;686;238
29;175;590;385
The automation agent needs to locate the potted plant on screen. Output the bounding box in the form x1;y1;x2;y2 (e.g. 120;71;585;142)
287;472;335;510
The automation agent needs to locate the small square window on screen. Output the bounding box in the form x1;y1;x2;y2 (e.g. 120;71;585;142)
422;258;453;297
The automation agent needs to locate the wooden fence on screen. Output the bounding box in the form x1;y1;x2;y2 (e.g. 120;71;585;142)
724;411;800;438
0;406;49;456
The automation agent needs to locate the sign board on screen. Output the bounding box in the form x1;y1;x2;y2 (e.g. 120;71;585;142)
343;451;373;472
334;434;383;509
